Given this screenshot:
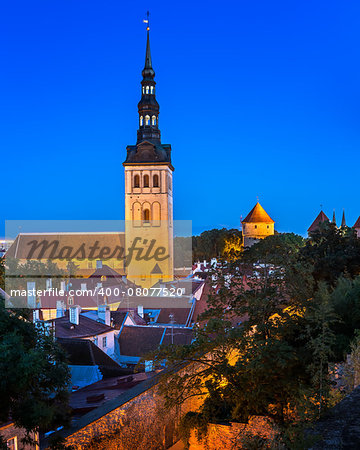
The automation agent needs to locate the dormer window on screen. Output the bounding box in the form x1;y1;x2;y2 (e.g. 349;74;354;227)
151;115;156;126
145;115;150;125
140;116;143;126
146;86;149;94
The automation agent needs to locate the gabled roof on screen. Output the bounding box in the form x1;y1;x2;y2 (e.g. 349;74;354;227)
58;338;120;370
119;326;165;357
242;202;274;224
6;232;125;259
118;325;193;357
308;210;330;233
156;308;193;326
354;216;360;229
49;313;113;339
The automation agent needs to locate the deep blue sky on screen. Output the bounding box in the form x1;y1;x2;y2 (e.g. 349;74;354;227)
2;0;360;237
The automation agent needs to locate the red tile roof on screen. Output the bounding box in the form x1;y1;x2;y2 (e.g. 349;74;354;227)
354;216;360;228
308;210;330;233
242;202;274;224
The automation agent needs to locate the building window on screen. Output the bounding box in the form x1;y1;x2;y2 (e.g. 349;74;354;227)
143;174;149;187
102;336;107;348
267;225;269;229
94;336;98;346
134;174;140;188
153;174;159;187
145;86;149;94
88;261;93;269
143;208;150;223
151;115;156;126
68;296;74;306
140;116;143;126
145;115;150;125
150;86;154;94
7;437;17;450
142;86;145;94
255;225;257;229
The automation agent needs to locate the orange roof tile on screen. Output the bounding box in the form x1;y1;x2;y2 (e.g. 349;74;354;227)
242;202;274;224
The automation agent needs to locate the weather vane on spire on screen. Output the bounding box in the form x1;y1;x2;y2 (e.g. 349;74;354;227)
143;11;150;31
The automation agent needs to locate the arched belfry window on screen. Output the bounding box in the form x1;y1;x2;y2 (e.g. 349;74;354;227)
143;174;149;187
153;174;159;187
145;115;150;126
143;208;150;223
151;115;156;126
145;86;149;94
150;86;154;94
142;86;145;94
140;116;143;126
134;174;140;188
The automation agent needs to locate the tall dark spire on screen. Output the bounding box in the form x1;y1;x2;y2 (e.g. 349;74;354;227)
136;24;160;144
332;209;336;225
341;209;347;227
124;15;172;168
142;31;154;78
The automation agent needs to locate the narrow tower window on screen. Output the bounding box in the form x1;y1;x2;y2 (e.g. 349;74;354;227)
143;208;150;223
140;116;143;126
142;86;145;94
143;174;149;187
153;174;159;187
146;86;149;94
151;115;156;126
145;115;150;125
134;175;140;188
150;86;154;94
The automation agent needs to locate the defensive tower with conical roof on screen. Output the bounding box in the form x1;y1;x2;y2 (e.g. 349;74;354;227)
241;202;275;247
123;19;174;287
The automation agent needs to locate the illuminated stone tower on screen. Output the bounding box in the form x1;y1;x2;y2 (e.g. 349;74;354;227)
242;202;275;247
123;27;174;287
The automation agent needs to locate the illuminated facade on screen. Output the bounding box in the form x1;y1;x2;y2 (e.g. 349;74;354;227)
123;29;174;287
242;202;275;247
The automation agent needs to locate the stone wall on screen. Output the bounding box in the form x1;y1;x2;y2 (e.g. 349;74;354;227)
188;417;278;450
42;376;182;450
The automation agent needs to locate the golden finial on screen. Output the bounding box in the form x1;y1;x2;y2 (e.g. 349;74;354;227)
143;11;150;31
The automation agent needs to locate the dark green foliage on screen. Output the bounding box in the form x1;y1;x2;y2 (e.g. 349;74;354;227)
192;228;242;262
301;222;360;286
153;227;360;445
0;298;71;436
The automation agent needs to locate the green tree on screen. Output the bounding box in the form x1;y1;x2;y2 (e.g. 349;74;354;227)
300;222;360;286
0;298;71;443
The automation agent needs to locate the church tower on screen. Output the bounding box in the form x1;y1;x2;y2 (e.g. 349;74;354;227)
123;26;174;288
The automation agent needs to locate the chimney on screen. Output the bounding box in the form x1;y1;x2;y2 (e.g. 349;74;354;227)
69;305;81;326
137;304;144;318
56;301;65;318
98;305;111;326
